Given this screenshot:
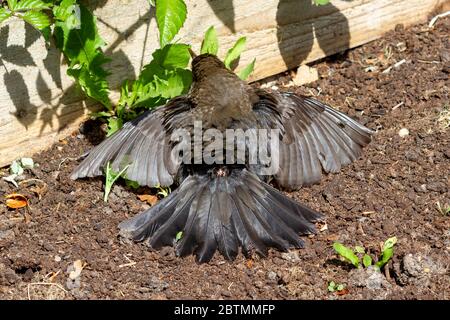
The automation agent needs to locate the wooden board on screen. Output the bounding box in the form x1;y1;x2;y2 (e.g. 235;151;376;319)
0;0;446;167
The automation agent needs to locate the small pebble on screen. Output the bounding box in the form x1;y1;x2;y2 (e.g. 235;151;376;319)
55;255;62;262
398;128;409;137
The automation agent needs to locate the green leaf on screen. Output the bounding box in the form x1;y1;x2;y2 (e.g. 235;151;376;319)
200;26;218;55
237;58;255;80
6;0;18;11
336;284;345;291
363;254;373;268
106;117;123;137
10;161;24;175
314;0;330;5
11;0;51;11
104;162;129;202
53;0;77;21
155;0;187;47
175;231;183;241
382;236;397;251
333;242;360;268
54;3;111;109
152;44;191;69
376;248;394;269
224;37;246;69
0;8;12;24
90;111;113;118
354;246;365;254
21;10;51;30
327;281;335;292
20;157;34;169
156;184;171;197
125;179;140;189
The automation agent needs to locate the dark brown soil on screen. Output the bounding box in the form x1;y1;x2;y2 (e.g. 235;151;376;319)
1;18;449;300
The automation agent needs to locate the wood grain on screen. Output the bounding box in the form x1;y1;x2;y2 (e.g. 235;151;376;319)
0;0;446;166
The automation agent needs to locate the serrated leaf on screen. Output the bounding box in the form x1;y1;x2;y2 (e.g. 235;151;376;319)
68;67;111;109
155;0;187;47
201;26;218;55
12;0;50;11
363;254;373;268
237;58;255;80
106;117;123;137
54;3;111;109
333;242;360;268
153;44;191;69
224;37;246;69
354;246;365;254
53;0;77;21
0;8;12;24
6;0;18;11
21;10;51;30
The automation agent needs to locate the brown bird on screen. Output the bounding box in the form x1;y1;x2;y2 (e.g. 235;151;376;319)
71;52;373;262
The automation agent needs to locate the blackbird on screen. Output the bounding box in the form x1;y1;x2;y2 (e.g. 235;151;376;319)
71;52;373;262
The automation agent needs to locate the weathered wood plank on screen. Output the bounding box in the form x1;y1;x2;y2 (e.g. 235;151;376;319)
0;0;446;167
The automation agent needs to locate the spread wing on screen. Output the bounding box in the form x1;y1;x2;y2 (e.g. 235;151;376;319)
70;97;192;187
253;90;374;189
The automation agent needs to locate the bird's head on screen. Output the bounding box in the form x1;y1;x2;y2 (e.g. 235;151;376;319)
189;48;227;80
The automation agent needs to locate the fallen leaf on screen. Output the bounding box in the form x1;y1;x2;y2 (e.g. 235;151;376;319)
138;194;158;206
246;259;253;269
336;288;349;296
69;260;87;280
5;193;28;209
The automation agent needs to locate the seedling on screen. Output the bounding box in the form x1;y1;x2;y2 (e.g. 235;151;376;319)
436;201;450;216
103;162;130;202
2;158;35;187
333;242;360;268
175;231;183;241
333;237;398;270
327;281;346;293
156;184;171;198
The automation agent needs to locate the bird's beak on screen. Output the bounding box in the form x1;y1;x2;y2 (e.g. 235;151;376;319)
188;47;197;59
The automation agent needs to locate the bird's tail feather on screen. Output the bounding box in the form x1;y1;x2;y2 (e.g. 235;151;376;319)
119;168;323;262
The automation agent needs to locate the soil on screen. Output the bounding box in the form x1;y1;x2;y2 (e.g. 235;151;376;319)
1;17;449;300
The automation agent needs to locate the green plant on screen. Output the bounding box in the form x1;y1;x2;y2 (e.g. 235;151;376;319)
313;0;331;5
103;162;129;202
175;231;183;241
333;237;398;270
103;24;256;137
156;184;171;198
327;281;345;292
1;0;256;190
436;201;450;216
1;0;112;109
